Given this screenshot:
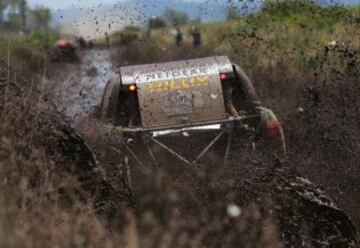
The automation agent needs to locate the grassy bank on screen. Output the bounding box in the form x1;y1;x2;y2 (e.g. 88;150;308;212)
118;3;359;73
0;31;59;56
0;31;59;75
0;30;126;247
207;4;359;72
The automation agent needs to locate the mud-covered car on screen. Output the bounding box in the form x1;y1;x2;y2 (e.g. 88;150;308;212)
75;36;94;49
101;56;286;167
49;39;79;62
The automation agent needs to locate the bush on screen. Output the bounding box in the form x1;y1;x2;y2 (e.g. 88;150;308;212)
0;31;59;57
0;60;130;247
26;30;60;48
120;26;142;45
0;31;60;76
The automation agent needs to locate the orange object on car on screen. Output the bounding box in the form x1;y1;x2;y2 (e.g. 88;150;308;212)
57;39;70;48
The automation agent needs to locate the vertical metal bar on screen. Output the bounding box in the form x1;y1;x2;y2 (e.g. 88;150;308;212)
192;131;225;165
123;156;132;191
143;137;160;168
224;132;233;166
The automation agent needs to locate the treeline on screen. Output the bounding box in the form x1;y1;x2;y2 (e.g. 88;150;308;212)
0;0;51;32
228;0;359;20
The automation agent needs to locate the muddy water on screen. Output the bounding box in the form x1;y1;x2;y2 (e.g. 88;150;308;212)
51;49;117;119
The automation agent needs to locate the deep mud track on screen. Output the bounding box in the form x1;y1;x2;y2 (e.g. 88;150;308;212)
47;48;117;119
47;48;359;247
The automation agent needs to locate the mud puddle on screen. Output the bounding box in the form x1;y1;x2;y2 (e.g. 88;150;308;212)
48;49;117;120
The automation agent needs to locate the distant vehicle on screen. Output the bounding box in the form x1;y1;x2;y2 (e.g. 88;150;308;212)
101;56;286;168
49;39;79;62
75;36;94;49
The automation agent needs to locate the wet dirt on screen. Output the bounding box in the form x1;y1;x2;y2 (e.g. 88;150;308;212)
44;48;359;247
46;48;117;120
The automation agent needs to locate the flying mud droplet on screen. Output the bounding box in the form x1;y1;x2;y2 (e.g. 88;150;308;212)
211;94;218;99
297;107;304;113
227;203;242;218
182;131;190;137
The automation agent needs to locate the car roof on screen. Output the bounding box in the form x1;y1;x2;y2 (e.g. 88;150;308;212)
119;56;233;85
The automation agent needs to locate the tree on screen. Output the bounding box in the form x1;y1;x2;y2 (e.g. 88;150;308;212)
5;0;27;30
163;8;189;26
30;6;51;29
227;4;241;20
262;0;316;12
0;0;8;25
19;0;26;28
8;12;22;30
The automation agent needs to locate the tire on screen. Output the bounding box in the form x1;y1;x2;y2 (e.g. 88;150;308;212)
100;79;120;125
233;64;261;109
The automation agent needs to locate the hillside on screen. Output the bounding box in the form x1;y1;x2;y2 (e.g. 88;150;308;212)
118;3;359;71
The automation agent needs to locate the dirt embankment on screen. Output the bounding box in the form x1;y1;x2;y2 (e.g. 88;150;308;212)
250;47;360;230
0;53;134;247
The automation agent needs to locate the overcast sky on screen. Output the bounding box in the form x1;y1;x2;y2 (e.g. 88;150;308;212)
27;0;122;9
27;0;359;10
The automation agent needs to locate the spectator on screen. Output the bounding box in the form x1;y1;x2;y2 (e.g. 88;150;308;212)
175;27;183;46
191;26;202;47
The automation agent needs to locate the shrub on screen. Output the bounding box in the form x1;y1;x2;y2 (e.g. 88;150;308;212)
120;26;142;45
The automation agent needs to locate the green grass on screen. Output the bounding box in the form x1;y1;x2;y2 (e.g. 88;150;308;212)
122;3;359;75
0;30;60;75
204;4;359;71
0;30;59;59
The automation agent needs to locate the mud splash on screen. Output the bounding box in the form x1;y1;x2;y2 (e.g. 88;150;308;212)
48;49;117;119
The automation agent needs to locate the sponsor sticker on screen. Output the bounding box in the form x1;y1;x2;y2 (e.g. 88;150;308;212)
147;76;210;93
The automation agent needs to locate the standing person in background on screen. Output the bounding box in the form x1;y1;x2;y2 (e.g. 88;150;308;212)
175;27;183;46
191;26;202;47
105;32;110;48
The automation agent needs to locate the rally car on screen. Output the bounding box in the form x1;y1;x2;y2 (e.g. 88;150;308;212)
100;56;286;168
49;39;79;62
